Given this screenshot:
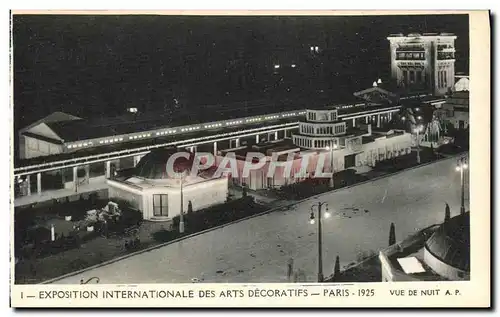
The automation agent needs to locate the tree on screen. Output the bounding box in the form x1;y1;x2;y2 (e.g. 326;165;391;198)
445;203;451;222
187;200;193;214
333;255;341;280
388;222;396;246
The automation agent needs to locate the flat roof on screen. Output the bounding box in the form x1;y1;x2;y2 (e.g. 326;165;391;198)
386;225;447;281
15;118;300;168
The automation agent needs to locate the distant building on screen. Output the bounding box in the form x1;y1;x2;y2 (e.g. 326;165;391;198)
379;212;470;282
293;108;413;171
387;33;457;96
453;75;470;92
435;76;470;132
218;107;413;191
107;149;228;222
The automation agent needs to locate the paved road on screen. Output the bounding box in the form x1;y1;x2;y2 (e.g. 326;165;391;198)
50;157;469;284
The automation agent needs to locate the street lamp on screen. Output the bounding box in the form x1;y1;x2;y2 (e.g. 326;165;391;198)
309;202;331;282
456;157;468;214
413;125;424;164
325;144;338;188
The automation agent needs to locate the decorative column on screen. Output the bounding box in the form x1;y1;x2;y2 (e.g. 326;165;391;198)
73;166;78;192
235;138;240;148
84;164;90;185
36;172;42;195
26;174;31;196
377;115;381;128
365;116;369;124
274;131;278;141
213;141;218;156
256;134;260;144
105;161;111;179
133;155;141;167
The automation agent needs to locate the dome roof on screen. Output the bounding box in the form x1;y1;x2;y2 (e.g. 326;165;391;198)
135;148;194;179
424;212;470;272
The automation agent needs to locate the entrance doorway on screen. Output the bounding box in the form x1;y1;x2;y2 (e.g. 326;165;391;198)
344;154;356;169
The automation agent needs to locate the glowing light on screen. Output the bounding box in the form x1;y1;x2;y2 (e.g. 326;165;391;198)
127;107;138;113
463;163;468;169
456;166;461;171
324;211;331;219
309;219;316;225
315;46;319;52
291;64;296;68
274;64;280;69
377;78;382;84
373;81;378;87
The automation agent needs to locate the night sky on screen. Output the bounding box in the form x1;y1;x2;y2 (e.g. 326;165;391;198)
12;14;469;131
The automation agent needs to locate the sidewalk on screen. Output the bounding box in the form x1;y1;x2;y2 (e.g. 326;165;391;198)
14;179;109;208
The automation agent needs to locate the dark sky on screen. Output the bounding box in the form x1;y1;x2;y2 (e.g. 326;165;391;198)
12;14;469;130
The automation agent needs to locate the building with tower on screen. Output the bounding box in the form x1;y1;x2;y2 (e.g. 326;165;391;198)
387;33;457;96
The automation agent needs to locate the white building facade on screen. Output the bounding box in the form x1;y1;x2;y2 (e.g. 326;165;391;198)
387;33;457;96
107;150;229;222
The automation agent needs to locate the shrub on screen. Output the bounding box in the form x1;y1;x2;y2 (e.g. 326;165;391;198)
388;222;396;246
34;233;80;258
171;196;263;234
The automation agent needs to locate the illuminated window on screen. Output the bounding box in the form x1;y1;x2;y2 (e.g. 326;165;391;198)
153;194;168;217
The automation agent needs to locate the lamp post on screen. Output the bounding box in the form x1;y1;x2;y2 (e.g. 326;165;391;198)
413;125;424;164
179;173;185;233
455;157;468;214
325;144;338;188
309;201;331;282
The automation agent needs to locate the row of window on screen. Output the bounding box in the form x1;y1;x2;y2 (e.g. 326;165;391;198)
294;136;338;149
300;123;346;136
437;52;455;60
67;141;94;149
338;103;365;109
180;126;201;132
307;111;338;122
64;111;309;151
438;70;449;88
156;130;178;136
402;70;424;85
396;52;426;60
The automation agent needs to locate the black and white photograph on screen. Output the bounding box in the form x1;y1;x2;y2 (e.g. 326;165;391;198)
8;11;488;306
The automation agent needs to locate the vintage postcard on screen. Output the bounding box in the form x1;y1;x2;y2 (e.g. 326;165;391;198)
9;10;490;308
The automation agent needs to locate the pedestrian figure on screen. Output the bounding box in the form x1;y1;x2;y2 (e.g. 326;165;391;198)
286;258;294;281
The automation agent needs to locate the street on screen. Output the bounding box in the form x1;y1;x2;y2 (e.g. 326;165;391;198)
49;157;469;284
